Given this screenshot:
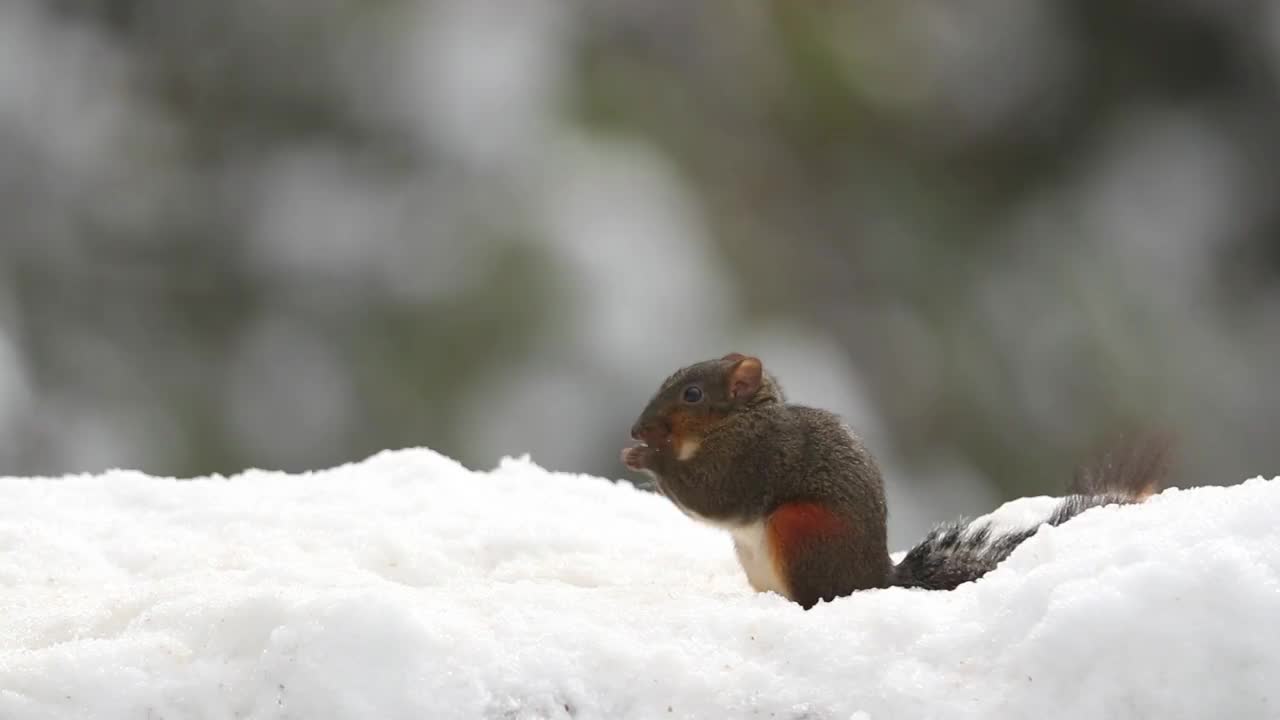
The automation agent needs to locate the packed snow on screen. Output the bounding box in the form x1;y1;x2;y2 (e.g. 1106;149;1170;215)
1;448;1277;720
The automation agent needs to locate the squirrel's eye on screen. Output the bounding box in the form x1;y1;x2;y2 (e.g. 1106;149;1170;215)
682;385;704;403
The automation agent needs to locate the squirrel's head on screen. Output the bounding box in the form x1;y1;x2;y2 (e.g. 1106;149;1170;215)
630;353;783;460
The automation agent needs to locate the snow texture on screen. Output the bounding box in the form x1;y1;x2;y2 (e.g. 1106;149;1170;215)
1;448;1277;720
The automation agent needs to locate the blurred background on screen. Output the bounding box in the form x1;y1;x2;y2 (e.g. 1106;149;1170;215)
3;0;1279;546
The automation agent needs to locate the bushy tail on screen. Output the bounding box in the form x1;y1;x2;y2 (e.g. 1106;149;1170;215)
1067;429;1174;500
893;429;1176;591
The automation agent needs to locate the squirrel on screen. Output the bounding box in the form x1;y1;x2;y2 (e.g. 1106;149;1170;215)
621;353;1170;609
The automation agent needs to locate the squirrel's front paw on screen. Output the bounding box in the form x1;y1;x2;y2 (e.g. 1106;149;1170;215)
621;445;654;471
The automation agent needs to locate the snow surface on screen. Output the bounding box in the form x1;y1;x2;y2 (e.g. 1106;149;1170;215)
1;449;1278;720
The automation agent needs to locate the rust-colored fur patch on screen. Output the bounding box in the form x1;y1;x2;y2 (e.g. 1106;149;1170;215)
665;407;727;456
766;502;848;595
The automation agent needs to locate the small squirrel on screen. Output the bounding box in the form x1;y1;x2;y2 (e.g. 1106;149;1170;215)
622;353;1170;608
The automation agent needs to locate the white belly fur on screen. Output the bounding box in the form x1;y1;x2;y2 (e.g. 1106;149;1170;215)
726;521;789;598
677;508;791;599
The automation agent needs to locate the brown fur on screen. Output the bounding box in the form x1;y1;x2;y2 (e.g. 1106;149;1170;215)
667;406;727;453
623;354;1175;608
624;354;893;607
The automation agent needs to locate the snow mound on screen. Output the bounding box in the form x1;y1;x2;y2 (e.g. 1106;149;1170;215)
1;449;1277;720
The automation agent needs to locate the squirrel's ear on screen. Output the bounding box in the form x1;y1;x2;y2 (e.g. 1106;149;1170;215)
727;356;763;400
722;352;747;363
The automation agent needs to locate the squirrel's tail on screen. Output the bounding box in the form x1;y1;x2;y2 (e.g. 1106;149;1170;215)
1066;429;1174;500
893;429;1175;591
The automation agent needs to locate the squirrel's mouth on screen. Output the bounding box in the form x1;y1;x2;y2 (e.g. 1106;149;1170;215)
630;421;672;448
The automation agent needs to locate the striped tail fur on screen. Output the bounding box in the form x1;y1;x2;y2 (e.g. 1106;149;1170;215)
893;431;1174;591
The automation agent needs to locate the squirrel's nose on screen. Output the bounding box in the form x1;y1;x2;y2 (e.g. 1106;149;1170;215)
631;419;668;444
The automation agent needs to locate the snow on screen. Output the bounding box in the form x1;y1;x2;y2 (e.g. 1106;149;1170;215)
1;449;1277;720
